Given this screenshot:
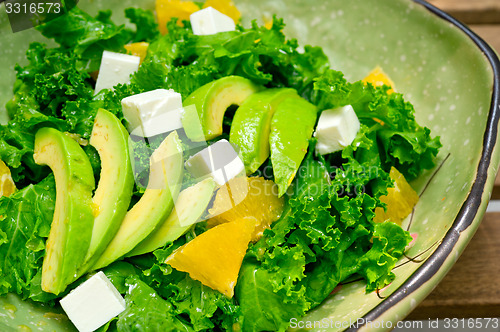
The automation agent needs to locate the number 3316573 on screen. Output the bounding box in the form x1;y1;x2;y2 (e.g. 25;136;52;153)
5;2;61;14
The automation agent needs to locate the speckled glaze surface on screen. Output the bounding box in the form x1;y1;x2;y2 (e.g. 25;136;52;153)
0;0;499;331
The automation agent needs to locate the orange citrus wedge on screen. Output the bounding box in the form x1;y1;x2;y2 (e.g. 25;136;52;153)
166;218;255;297
264;18;273;30
156;0;200;34
208;176;284;241
124;42;149;63
0;160;16;197
374;167;419;225
362;66;395;94
156;0;241;35
202;0;241;23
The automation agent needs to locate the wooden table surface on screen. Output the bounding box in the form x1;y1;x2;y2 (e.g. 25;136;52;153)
407;0;500;321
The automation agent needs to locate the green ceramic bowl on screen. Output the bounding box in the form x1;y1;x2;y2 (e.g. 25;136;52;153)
1;0;500;331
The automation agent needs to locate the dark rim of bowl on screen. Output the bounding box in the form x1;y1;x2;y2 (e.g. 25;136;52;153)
347;0;500;330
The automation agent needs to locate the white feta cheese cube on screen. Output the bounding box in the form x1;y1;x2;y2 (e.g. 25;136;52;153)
59;271;126;332
190;7;236;36
314;105;360;155
94;51;140;94
121;89;183;137
185;139;245;186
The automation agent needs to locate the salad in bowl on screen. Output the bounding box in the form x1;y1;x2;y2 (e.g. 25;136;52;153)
0;0;448;331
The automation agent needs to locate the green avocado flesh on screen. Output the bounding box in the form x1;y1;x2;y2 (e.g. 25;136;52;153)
229;88;300;174
270;97;318;197
182;76;261;141
92;131;184;270
33;127;95;295
129;177;217;256
77;109;134;275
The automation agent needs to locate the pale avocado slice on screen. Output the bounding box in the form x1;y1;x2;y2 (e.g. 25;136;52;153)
128;177;217;256
92;131;184;270
33;127;95;295
229;88;300;174
182;76;261;141
270;97;318;197
76;109;134;275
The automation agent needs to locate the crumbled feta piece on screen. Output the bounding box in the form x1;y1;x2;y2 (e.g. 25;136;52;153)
314;105;360;155
121;89;183;137
94;51;140;94
185;139;245;186
190;7;236;35
59;271;126;332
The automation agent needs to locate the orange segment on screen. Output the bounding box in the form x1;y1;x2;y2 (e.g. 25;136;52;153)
202;0;241;23
0;160;16;197
208;177;284;241
374;167;419;225
166;218;254;297
156;0;200;34
124;42;149;63
362;66;395;94
263;18;273;30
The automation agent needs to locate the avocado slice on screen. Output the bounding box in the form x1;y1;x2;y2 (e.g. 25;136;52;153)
128;177;216;256
33;127;95;295
269;97;318;197
182;76;261;141
92;131;184;270
77;109;135;275
229;88;300;174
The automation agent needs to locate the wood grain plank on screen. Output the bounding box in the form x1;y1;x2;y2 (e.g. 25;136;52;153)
493;167;500;199
470;25;500;54
428;0;500;24
408;212;500;320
